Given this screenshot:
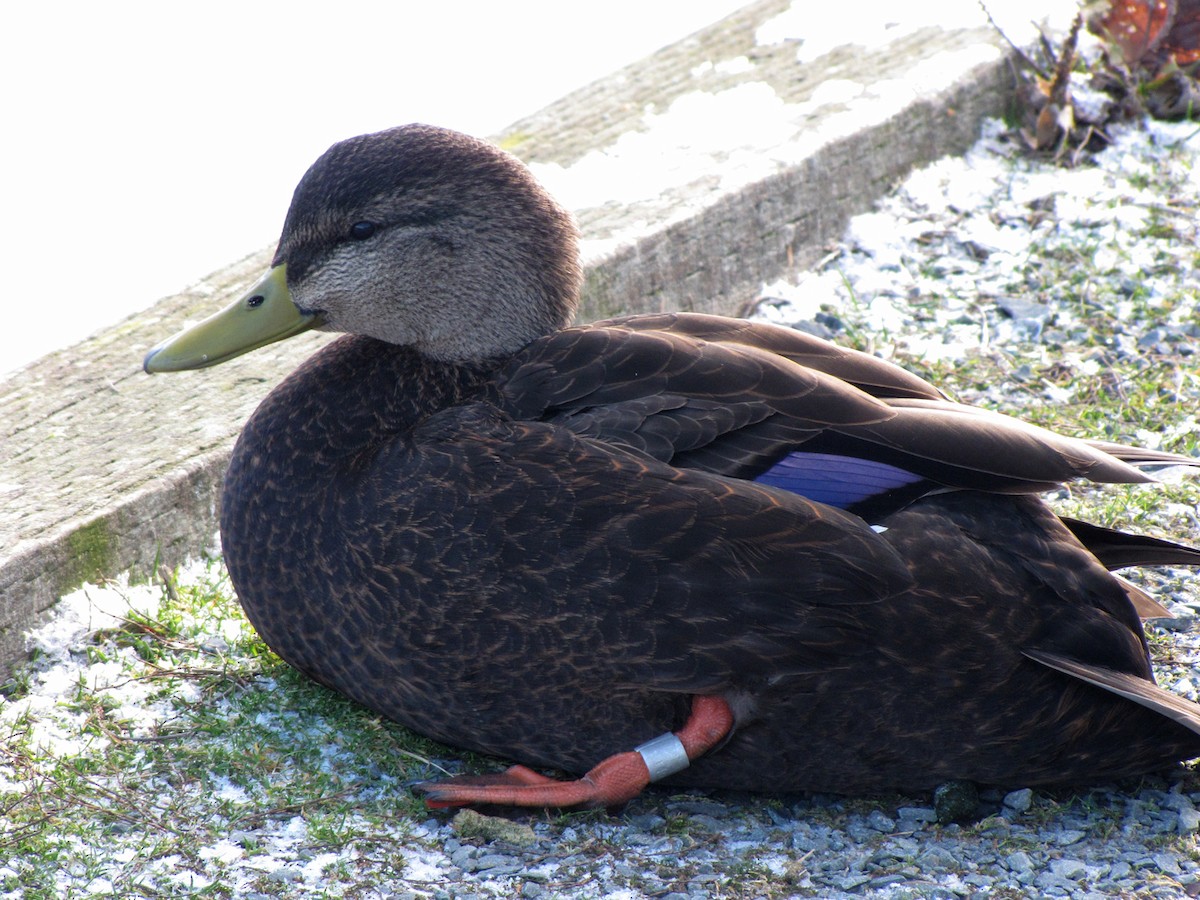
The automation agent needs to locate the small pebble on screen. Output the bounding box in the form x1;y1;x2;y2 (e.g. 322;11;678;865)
1051;858;1088;880
1034;871;1074;894
1003;788;1033;813
1180;808;1200;833
452;809;537;847
1163;791;1196;812
1154;852;1183;875
975;815;1009;835
1007;851;1033;873
934;780;980;823
867;809;896;832
917;846;959;870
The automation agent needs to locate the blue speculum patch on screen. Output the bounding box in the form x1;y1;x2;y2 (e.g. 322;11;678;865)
754;452;926;510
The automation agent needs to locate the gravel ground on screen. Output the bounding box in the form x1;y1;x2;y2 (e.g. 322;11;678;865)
5;117;1200;899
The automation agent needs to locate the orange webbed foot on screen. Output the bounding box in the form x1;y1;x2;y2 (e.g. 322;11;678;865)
416;695;734;810
419;754;652;809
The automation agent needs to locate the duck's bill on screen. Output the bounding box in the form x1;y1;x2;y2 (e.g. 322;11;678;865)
143;264;321;373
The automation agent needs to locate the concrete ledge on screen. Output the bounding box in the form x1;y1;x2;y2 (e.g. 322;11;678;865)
0;0;1033;675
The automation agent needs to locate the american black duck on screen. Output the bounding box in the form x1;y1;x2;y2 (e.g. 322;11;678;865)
145;124;1200;809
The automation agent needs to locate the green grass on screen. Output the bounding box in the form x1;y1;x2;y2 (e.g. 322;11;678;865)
0;565;453;898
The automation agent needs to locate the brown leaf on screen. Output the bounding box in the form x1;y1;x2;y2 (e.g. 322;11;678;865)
1090;0;1175;67
1158;0;1200;64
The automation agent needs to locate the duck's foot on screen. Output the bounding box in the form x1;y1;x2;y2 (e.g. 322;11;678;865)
420;754;654;809
417;694;733;809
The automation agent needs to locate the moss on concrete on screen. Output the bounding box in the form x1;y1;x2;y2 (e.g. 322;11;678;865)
63;518;118;591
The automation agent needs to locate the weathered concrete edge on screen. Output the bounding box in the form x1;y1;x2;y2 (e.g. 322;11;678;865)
577;60;1013;322
4;452;227;640
0;52;1018;679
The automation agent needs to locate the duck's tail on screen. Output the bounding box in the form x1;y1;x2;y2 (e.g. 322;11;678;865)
1086;440;1200;472
1024;648;1200;740
1061;517;1200;571
1058;517;1200;619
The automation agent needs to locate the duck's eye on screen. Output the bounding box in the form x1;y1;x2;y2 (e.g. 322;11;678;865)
348;221;377;241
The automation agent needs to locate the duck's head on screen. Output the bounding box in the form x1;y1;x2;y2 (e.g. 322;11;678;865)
144;125;582;372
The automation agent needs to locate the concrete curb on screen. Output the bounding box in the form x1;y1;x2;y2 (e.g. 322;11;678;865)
0;0;1026;676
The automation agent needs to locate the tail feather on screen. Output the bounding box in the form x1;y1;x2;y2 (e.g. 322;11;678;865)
1061;517;1200;570
1024;648;1200;739
1085;440;1199;471
1115;575;1173;619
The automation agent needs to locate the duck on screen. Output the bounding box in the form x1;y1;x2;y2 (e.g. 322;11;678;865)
144;123;1200;809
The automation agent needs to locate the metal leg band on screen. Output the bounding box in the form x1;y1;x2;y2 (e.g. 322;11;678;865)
634;731;690;782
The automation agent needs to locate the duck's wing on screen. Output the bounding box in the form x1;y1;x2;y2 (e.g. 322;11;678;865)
495;315;1157;519
597;313;1200;476
1024;648;1200;738
406;403;914;693
593;312;945;400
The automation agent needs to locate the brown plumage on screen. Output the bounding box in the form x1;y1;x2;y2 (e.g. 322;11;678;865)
145;124;1200;804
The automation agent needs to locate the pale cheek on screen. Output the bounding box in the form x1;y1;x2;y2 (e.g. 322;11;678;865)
291;254;372;318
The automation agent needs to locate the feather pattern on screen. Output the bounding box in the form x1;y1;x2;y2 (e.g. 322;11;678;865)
148;124;1200;798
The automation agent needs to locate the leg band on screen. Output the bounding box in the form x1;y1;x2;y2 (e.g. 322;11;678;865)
634;732;691;782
